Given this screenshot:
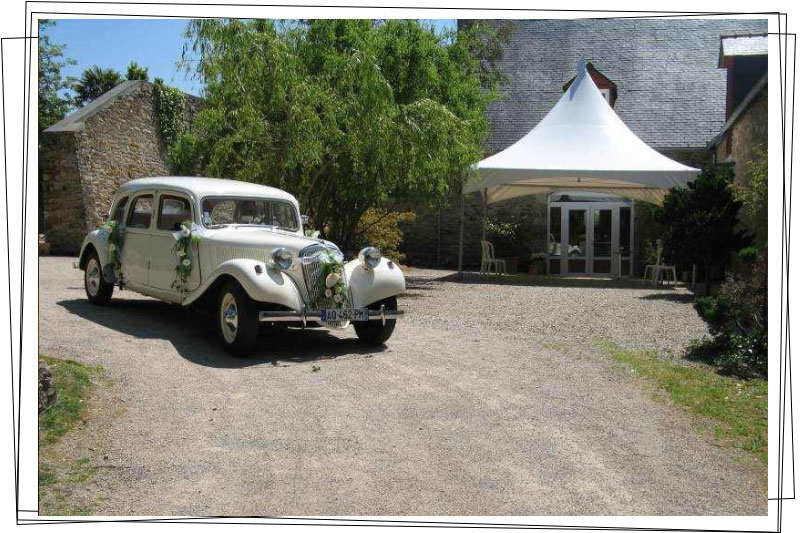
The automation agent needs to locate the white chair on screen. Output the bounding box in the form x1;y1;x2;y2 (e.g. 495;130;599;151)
643;239;677;286
480;240;507;275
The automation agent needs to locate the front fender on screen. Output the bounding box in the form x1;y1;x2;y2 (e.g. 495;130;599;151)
345;258;406;308
183;258;304;310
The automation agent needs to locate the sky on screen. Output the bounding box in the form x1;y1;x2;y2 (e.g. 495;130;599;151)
43;18;458;97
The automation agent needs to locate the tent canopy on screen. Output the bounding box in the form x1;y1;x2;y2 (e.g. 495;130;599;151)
464;59;700;205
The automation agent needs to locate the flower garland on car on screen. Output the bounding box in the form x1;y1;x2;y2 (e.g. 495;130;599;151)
172;220;203;294
318;250;347;309
102;220;124;286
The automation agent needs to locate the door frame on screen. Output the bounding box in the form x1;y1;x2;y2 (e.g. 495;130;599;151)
546;192;635;277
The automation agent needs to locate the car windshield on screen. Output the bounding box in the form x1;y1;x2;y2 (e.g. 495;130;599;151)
201;197;299;231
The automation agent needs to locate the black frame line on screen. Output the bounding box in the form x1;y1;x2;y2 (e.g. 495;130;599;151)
2;3;794;530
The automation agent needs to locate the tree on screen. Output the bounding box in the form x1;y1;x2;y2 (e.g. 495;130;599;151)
175;19;506;251
38;20;76;131
658;164;751;287
73;65;122;107
126;61;149;81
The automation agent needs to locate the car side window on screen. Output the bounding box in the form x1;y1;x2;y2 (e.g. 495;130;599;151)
271;202;298;231
127;195;154;229
111;196;128;223
157;194;193;231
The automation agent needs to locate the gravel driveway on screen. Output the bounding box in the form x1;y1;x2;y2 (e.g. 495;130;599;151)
39;257;765;515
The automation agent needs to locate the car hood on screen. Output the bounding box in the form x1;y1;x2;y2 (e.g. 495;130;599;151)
200;226;324;255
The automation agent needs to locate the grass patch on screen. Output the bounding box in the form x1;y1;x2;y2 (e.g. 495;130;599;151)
597;341;768;465
39;356;102;446
39;356;105;515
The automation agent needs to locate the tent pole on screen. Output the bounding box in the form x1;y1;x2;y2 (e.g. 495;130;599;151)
481;188;488;242
457;186;465;279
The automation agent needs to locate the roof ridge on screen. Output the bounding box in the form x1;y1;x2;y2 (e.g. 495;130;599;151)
44;80;146;133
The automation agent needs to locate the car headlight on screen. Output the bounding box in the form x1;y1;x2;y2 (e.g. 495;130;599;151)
271;248;293;270
359;246;381;269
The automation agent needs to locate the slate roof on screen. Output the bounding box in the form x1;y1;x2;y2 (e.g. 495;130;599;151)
465;18;768;154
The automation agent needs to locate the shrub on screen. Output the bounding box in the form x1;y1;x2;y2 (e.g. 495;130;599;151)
658;164;750;283
691;250;767;378
355;208;416;264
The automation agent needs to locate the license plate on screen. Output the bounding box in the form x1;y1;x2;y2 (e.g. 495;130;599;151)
320;308;369;322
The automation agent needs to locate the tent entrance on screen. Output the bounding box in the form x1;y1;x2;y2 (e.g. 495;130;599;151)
546;192;634;277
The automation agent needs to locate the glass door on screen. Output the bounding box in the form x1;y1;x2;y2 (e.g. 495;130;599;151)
565;208;588;274
547;193;634;276
592;208;613;274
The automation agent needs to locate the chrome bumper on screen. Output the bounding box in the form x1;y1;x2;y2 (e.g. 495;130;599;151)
258;306;404;326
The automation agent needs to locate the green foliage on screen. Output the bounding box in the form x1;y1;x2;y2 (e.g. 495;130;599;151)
355;208;416;263
73;65;122;107
101;220;124;284
125;61;149;81
176;19;506;251
152;79;187;164
171;221;201;294
38;20;76;131
658;164;751;281
732;145;768;248
599;342;767;465
691;250;767;378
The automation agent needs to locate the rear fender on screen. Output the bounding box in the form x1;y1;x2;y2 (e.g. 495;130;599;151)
345;257;406;308
78;230;113;281
183;258;303;310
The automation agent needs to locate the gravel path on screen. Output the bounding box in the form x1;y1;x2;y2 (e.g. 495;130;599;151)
39;257;765;515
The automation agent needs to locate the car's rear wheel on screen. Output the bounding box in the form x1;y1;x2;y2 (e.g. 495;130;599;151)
84;252;114;305
353;296;398;345
217;281;258;355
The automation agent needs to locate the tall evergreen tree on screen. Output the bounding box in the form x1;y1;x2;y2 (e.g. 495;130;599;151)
658;164;751;284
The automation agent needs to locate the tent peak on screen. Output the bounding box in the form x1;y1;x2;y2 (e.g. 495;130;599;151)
576;57;588;75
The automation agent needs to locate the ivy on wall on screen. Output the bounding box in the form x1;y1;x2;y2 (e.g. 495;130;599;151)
153;79;186;164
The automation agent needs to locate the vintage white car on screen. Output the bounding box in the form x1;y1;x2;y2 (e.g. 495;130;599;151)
77;177;405;353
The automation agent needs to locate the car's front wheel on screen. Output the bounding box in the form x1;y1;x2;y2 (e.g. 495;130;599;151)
84;251;114;305
217;281;259;355
353;296;398;345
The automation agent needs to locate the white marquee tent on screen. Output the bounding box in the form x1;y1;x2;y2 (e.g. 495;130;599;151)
458;59;701;271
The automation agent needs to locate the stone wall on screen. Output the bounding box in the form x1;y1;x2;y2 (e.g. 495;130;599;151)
39;81;203;254
399;192;547;270
714;87;768;186
40;132;84;253
75;82;170;235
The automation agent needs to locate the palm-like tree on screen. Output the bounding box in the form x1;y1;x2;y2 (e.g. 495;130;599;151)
73;66;122;107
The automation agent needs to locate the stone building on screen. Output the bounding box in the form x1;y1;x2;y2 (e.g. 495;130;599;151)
709;34;768;182
398;18;768;273
39;80;201;253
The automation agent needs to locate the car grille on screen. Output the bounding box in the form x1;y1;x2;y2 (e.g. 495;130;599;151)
300;245;353;327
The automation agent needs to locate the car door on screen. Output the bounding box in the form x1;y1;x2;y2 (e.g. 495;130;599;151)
122;193;154;289
148;191;199;298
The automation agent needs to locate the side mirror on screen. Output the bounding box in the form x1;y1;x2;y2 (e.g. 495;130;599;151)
300;214;310;225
